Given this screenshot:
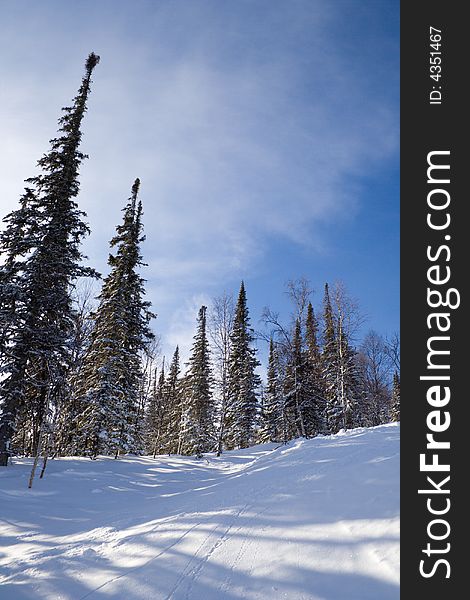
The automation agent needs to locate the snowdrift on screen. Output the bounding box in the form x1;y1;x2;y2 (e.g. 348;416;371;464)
0;424;399;599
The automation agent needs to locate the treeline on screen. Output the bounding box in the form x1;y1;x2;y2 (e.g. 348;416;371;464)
143;280;400;460
0;54;399;468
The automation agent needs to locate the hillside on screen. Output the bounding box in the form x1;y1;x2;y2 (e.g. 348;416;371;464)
0;424;399;600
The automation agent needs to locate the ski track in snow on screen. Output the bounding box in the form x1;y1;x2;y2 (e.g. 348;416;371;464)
0;424;399;600
79;517;204;600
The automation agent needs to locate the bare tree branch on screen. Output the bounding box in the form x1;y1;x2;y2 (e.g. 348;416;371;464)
285;277;314;322
384;332;400;372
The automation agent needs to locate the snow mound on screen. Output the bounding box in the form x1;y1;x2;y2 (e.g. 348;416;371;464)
0;424;399;600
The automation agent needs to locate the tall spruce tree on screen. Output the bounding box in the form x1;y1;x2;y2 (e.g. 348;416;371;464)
335;313;358;430
73;179;154;458
0;54;100;466
259;339;283;443
322;283;362;433
164;346;183;454
305;302;327;435
321;283;341;433
147;362;166;457
225;282;261;449
283;319;310;438
179;306;214;457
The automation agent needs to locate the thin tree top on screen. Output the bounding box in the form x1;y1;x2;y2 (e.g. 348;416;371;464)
85;53;100;72
132;178;141;198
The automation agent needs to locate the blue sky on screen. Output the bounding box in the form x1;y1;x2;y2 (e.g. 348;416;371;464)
0;0;399;365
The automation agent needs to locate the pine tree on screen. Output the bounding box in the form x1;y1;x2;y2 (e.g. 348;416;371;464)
73;179;154;458
164;346;183;454
336;314;358;430
305;302;327;435
283;319;309;438
0;189;41;365
147;362;166;457
321;284;340;434
179;306;214;457
225;282;261;449
390;371;400;422
259;339;283;442
0;53;100;466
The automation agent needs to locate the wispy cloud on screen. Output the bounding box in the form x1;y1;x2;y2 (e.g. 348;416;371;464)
0;0;399;360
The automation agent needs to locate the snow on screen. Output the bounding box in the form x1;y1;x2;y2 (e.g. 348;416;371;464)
0;424;399;599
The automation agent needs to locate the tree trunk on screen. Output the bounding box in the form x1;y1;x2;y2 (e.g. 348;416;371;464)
28;421;45;488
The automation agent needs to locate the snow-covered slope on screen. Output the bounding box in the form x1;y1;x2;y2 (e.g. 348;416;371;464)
0;424;399;600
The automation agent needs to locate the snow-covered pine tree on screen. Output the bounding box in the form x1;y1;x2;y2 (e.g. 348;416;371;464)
164;346;183;455
390;371;400;422
0;54;100;467
179;306;214;457
122;194;155;454
225;282;261;450
259;339;283;443
73;179;154;458
0;189;40;368
321;283;341;434
305;302;327;435
147;362;167;457
283;319;311;439
335;312;358;430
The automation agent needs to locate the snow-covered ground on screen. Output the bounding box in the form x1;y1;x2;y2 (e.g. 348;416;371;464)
0;424;399;600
